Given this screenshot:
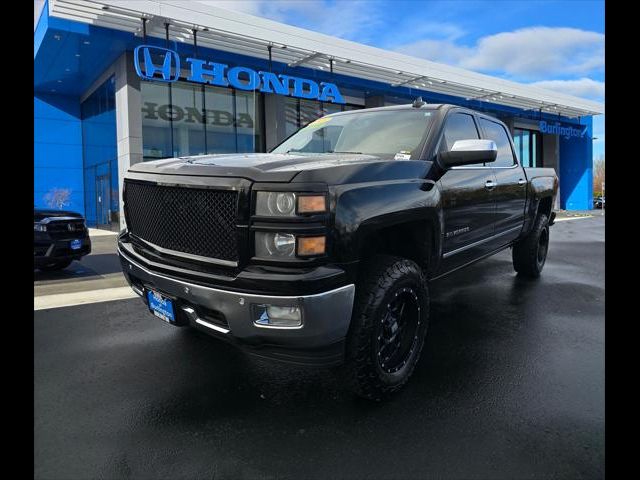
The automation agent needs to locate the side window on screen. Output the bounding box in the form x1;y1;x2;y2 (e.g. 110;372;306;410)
478;118;517;167
439;113;483;167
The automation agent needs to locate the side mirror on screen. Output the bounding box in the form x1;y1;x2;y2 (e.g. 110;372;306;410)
439;139;497;168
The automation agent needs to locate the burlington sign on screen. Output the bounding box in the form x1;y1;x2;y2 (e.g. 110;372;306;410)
134;45;345;104
539;121;589;140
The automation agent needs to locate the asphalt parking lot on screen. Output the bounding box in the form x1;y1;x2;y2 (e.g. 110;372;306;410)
34;215;604;479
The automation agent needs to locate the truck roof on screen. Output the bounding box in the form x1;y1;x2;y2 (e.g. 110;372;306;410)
329;102;508;130
330;103;447;116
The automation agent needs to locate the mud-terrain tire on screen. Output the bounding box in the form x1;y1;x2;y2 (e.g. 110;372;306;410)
344;255;429;401
512;213;550;278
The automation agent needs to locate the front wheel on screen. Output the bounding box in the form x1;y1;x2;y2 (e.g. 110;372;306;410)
344;255;429;401
512;213;550;278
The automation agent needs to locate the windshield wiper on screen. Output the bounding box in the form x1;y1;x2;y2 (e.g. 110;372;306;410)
327;150;364;154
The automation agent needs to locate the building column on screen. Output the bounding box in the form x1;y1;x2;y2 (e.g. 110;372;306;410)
542;134;561;210
559;117;593;210
264;93;287;151
114;50;143;229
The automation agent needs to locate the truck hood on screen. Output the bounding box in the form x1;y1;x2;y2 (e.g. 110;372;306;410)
34;209;83;222
127;152;430;184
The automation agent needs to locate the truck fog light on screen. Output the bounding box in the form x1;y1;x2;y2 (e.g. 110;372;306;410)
253;304;302;328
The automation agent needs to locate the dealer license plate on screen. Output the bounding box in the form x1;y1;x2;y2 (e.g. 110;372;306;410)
147;289;175;323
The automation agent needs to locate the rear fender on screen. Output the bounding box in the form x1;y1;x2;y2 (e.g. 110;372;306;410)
522;176;558;235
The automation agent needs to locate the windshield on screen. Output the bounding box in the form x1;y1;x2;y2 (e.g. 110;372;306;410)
271;109;434;159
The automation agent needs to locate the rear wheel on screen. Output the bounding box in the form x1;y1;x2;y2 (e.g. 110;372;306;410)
344;255;429;401
38;259;72;271
512;213;550;278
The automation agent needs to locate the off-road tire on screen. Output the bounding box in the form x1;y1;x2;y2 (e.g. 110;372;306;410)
344;255;429;401
512;213;550;278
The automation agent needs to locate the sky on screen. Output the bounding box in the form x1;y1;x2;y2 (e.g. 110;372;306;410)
199;0;604;162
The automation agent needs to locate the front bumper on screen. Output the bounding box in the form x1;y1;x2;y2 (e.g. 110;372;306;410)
34;237;91;266
118;247;355;366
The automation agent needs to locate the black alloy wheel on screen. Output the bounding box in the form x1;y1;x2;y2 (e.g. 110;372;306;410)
376;287;422;374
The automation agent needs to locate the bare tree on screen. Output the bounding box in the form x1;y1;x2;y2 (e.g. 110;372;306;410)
593;155;605;197
44;188;72;210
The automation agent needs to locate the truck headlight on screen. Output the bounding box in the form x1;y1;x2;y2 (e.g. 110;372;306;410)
256;192;297;216
255;192;327;216
255;232;296;258
255;233;327;258
34;223;46;232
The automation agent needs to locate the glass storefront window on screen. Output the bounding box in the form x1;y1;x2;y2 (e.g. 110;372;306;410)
235;90;262;153
171;82;206;157
141;81;172;160
284;97;299;138
514;128;542;167
299;99;322;128
283;97;362;139
522;131;530;166
141;81;264;159
204;85;236;153
82;76;118;230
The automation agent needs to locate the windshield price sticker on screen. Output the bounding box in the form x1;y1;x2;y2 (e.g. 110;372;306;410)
394;151;412;160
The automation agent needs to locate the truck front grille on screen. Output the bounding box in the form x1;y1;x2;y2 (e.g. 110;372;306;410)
124;181;239;263
46;220;86;239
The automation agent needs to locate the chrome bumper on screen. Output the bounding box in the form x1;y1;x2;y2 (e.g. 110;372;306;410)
118;247;355;351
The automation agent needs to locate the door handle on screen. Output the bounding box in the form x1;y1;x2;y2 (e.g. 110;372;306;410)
485;180;496;190
518;179;526;186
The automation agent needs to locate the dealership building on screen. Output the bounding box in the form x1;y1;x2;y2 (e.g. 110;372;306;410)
35;0;604;230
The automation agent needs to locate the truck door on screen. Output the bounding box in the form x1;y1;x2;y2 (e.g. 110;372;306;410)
437;112;498;272
477;117;527;246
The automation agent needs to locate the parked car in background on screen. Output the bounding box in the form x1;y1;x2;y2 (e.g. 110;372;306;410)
593;196;605;209
34;209;91;271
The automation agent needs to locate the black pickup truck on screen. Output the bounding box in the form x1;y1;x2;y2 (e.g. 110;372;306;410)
34;209;91;270
118;102;558;400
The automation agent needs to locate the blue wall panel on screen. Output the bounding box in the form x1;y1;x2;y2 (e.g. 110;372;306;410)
559;116;593;210
34;118;83;144
34;94;84;215
81;76;117;227
34;143;83;169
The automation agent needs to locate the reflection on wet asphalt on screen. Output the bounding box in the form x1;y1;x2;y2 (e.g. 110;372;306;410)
34;217;604;479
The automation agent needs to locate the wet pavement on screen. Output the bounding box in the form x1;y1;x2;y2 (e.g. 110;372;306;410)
34;216;605;479
34;234;126;296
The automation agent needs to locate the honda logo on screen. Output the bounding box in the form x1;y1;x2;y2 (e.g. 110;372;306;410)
132;44;345;103
134;45;180;83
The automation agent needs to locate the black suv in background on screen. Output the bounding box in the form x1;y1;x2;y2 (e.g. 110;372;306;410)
34;209;91;271
593;196;605;209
